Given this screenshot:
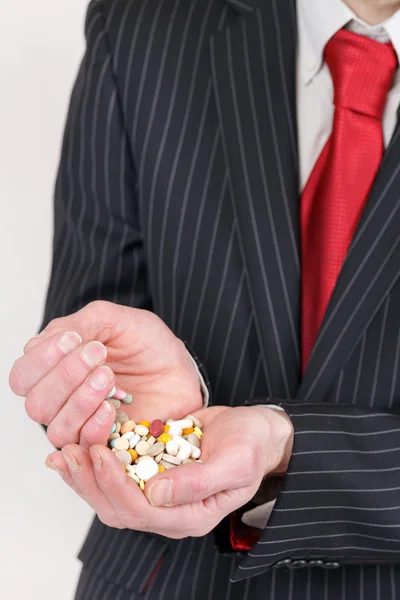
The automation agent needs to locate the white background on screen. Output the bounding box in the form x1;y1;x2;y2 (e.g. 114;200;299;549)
0;2;93;598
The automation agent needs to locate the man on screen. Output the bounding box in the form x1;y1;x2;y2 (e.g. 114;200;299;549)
9;0;400;598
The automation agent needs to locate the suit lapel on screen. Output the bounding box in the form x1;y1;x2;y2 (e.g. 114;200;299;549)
210;0;300;398
298;122;400;402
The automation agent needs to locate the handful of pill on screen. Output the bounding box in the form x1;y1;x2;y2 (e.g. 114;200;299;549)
106;397;203;490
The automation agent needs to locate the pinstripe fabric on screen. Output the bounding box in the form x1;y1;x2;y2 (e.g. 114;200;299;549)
40;0;400;597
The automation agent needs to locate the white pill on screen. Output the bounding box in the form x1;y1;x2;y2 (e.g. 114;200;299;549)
135;455;153;464
176;444;192;461
166;440;179;456
135;425;149;436
129;433;141;449
136;459;159;482
185;414;203;429
162;454;182;466
127;472;140;483
122;432;134;440
190;446;201;459
155;452;164;464
166;419;174;424
168;419;193;430
172;435;185;447
125;465;137;474
168;424;183;436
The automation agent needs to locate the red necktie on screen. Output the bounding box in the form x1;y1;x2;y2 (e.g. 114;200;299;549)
230;31;397;553
301;30;397;370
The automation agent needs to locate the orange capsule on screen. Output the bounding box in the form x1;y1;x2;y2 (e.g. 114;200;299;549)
139;420;151;429
163;424;170;433
158;433;172;444
182;427;194;436
158;465;166;472
128;449;138;462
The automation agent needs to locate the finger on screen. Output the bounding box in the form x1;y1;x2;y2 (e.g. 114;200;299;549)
10;331;82;397
47;447;123;528
89;445;229;538
24;340;108;427
145;450;255;508
46;366;115;448
78;398;116;449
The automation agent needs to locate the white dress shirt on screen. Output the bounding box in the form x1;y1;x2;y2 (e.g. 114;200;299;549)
297;0;400;191
242;0;400;532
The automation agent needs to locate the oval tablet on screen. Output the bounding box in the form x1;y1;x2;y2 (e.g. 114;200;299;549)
129;433;140;449
135;425;149;437
121;420;136;434
150;419;164;438
146;442;165;457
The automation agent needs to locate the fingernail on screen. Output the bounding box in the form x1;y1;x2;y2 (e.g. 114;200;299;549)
57;331;82;354
63;450;81;473
90;447;103;470
147;479;172;507
94;401;113;425
89;366;114;391
106;386;117;399
45;458;65;477
81;341;107;367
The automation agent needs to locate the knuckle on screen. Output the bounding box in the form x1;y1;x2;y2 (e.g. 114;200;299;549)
47;422;77;448
57;360;82;387
25;390;48;423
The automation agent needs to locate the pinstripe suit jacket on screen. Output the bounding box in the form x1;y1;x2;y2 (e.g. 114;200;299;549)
42;0;400;597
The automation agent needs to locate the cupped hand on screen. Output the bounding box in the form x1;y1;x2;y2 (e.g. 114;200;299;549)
9;301;202;449
44;405;293;538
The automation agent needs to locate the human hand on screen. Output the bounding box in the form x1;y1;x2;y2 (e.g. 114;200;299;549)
44;405;293;538
9;301;202;449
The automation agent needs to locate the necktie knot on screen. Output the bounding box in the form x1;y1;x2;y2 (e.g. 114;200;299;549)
324;29;397;119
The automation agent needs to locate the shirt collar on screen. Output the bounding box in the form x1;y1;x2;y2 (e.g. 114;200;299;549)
297;0;400;86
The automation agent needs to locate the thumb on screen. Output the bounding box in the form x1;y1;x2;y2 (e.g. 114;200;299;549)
24;301;124;353
145;448;253;507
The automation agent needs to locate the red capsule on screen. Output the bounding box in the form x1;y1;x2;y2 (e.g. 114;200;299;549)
150;419;164;438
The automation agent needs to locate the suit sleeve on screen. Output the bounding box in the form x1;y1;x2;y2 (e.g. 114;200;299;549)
40;0;148;331
245;398;400;568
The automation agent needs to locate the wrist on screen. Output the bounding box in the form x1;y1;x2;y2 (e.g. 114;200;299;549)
252;405;294;476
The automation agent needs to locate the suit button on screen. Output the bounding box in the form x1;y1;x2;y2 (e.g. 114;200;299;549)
290;560;307;569
308;560;324;567
324;562;340;569
274;559;293;568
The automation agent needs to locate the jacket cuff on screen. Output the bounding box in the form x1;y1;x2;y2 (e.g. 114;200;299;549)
183;340;211;407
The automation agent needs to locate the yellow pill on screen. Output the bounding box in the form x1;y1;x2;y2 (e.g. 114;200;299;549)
163;424;170;433
128;449;138;462
182;427;194;436
139;420;151;428
158;433;172;444
139;479;145;491
158;465;166;472
194;426;203;439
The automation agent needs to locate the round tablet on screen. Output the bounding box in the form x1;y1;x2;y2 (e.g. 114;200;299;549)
114;437;130;451
135;441;150;456
135;459;159;482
